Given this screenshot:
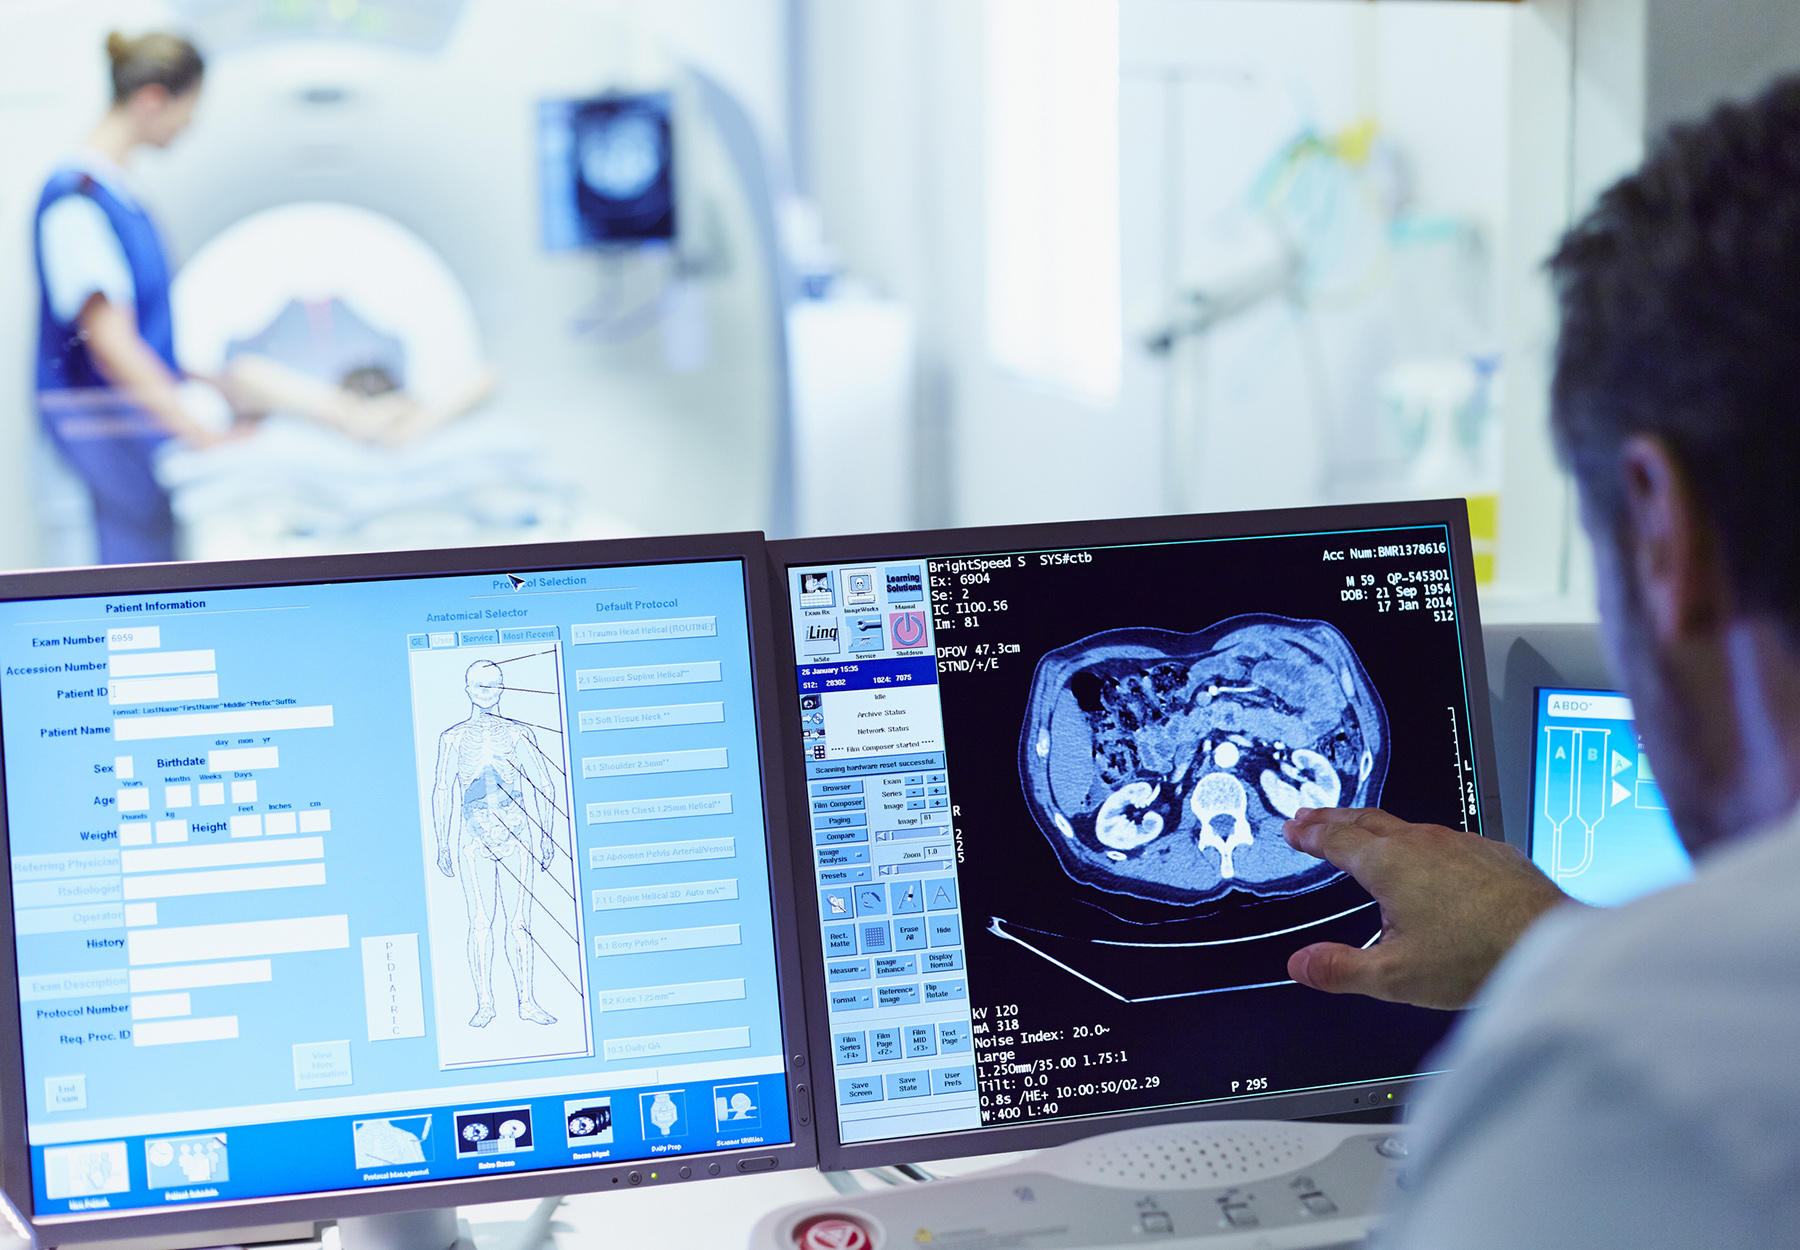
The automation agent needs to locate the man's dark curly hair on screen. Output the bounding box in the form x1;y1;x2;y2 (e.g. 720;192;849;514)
1550;75;1800;629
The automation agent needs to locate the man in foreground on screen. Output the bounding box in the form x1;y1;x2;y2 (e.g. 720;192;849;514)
1282;77;1800;1245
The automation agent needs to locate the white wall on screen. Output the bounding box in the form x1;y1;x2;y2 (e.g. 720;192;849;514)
1120;1;1513;516
801;0;1662;622
1487;0;1644;620
805;0;1518;531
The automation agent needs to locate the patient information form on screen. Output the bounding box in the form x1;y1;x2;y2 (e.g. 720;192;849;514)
1;558;789;1214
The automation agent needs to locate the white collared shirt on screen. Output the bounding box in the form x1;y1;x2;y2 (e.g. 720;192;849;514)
38;148;143;325
1382;805;1800;1247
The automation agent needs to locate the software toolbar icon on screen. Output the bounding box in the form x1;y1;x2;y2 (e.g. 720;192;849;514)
889;611;928;650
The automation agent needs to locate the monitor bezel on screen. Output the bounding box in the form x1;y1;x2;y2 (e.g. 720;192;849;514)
767;499;1502;1170
0;533;819;1243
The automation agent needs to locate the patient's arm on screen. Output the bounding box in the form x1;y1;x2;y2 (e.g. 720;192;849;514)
222;355;495;446
222;354;390;439
82;296;241;448
371;367;498;447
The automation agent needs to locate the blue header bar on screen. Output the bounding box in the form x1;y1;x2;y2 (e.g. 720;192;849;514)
798;656;937;694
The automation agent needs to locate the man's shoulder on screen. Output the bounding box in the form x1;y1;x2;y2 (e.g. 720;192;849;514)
1533;812;1800;1013
1418;812;1800;1189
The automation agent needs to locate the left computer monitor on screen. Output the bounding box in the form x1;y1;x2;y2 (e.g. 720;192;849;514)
0;535;814;1244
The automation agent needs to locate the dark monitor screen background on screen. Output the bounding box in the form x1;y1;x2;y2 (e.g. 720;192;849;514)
784;522;1487;1152
1529;688;1692;906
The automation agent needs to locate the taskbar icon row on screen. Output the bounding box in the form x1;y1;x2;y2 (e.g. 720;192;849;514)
40;1080;774;1208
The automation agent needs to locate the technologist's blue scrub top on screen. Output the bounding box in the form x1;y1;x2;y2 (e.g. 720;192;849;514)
33;153;178;565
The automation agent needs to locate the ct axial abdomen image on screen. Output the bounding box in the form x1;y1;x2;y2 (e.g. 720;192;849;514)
1019;615;1389;905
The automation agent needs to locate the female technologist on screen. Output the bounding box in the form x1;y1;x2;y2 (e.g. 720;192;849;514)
34;31;236;564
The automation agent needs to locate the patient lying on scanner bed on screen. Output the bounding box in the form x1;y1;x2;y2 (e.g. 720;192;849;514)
219;353;496;447
209;295;494;446
157;294;600;560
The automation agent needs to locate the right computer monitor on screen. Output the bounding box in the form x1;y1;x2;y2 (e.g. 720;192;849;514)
1528;687;1692;907
771;500;1501;1168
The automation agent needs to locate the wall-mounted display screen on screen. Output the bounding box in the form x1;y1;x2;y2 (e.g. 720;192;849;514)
540;93;676;250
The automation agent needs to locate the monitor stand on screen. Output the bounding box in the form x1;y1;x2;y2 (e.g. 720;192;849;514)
335;1197;561;1250
53;1197;561;1250
335;1210;461;1250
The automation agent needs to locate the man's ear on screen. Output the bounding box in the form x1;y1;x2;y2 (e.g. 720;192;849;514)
1618;434;1725;642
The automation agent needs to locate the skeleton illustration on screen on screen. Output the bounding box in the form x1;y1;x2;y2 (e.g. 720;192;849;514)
433;660;563;1026
1018;615;1389;905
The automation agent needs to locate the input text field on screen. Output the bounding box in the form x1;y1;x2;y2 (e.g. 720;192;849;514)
122;862;327;901
120;837;323;875
128;915;348;966
109;650;215;678
588;838;735;870
585;793;732;825
113;705;334;742
592;924;741;957
581;748;727;780
591;879;738;911
210;746;278;771
574;662;721;692
133;1015;238;1046
578;702;724;732
601;1026;749;1063
128;959;271;993
598;978;745;1012
572;617;718;645
107;626;159;651
130;993;190;1020
109;673;219;706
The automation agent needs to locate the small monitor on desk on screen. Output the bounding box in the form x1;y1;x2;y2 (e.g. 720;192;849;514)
0;535;814;1245
1528;687;1693;906
770;500;1502;1169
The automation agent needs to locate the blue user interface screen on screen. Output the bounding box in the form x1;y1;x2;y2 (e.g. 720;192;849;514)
1529;687;1692;907
1;559;789;1217
786;525;1479;1147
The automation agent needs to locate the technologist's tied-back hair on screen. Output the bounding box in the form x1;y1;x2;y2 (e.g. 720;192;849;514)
1548;75;1800;634
105;29;205;104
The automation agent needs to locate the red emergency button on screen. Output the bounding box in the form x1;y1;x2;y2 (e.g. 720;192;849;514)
793;1213;873;1250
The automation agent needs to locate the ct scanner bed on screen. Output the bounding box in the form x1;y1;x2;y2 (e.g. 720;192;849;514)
158;203;631;559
